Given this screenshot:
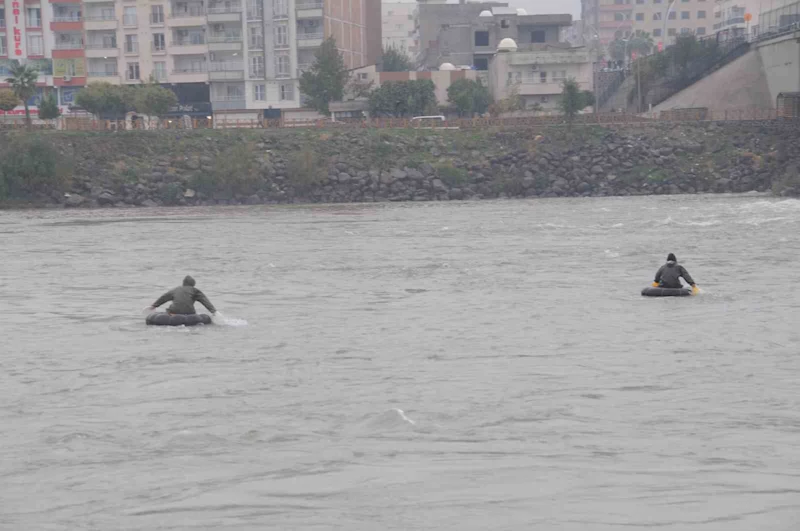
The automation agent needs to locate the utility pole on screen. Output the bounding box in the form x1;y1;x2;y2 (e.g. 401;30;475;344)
637;56;642;113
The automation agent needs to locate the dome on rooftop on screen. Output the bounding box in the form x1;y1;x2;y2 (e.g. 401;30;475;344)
516;8;527;15
439;62;456;71
478;10;493;18
497;38;518;52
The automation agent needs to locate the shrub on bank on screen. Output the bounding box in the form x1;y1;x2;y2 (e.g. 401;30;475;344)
0;135;70;200
286;148;326;194
189;144;261;199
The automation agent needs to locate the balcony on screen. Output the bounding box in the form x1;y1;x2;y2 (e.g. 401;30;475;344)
151;43;167;54
85;42;119;57
53;40;84;50
169;7;205;26
297;32;323;48
171;39;207;54
209;61;244;80
122;15;138;27
211;95;246;110
296;0;323;19
87;70;121;83
51;15;83;32
208;34;243;51
172;66;208;82
84;15;118;30
207;4;242;23
246;9;263;21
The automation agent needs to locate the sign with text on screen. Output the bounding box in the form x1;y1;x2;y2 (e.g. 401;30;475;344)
6;0;26;57
53;58;86;78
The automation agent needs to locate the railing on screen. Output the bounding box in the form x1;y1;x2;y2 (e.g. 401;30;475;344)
171;6;205;17
249;68;265;77
88;70;119;76
49;108;798;133
209;61;243;71
247;9;263;20
296;0;323;8
54;41;84;49
211;95;246;101
26;20;42;28
86;42;118;49
151;43;167;52
208;34;243;42
172;38;206;46
173;66;207;73
208;4;243;14
297;62;312;74
152;72;168;81
297;32;323;40
248;37;265;49
124;43;139;53
122;15;137;25
150;14;166;24
85;15;117;22
53;15;82;23
125;71;140;81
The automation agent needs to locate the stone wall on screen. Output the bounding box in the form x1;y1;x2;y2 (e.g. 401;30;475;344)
2;121;800;209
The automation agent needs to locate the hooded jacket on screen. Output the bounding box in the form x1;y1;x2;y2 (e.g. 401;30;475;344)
152;276;216;315
655;261;695;289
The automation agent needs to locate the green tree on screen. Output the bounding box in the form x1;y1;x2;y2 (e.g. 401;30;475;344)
75;82;134;118
380;45;413;72
489;83;526;116
0;89;20;123
559;78;593;128
671;34;700;72
446;78;490;117
133;83;177;118
38;92;61;120
368;79;437;118
299;37;348;115
6;61;39;127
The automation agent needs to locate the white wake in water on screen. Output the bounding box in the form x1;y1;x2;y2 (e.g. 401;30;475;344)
211;311;248;327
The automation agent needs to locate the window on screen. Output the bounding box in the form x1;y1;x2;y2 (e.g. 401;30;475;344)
273;0;288;17
226;85;243;98
500;19;509;28
636;13;644;21
698;10;706;19
127;62;140;80
249;55;264;77
274;23;288;47
27;34;44;55
531;30;546;43
26;8;41;28
153;33;165;51
681;11;690;19
668;28;676;36
254;84;265;101
102;61;117;75
153;61;166;80
653;28;662;37
125;34;138;53
123;7;137;26
614;13;625;21
539;71;547;83
0;38;6;56
474;31;489;46
246;0;262;19
553;70;566;82
653;12;662;20
151;5;164;24
102;33;116;48
696;27;706;35
279;82;293;101
668;11;676;20
473;57;488;70
680;27;691;34
275;53;289;77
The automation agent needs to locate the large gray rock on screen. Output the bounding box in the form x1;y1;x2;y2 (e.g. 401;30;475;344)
338;172;352;183
141;199;159;207
431;179;447;192
390;168;407;181
96;192;116;206
64;194;85;207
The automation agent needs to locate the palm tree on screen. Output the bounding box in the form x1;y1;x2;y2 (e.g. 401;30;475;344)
6;62;40;127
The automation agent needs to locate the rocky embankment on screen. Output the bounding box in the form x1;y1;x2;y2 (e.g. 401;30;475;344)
2;122;799;209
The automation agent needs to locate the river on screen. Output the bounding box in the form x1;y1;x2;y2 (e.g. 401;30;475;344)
1;195;799;530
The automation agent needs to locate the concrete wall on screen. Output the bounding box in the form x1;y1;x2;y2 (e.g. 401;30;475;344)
756;29;800;104
652;49;774;112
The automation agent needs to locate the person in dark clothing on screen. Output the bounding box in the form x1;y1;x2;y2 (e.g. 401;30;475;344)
653;253;698;292
149;275;217;315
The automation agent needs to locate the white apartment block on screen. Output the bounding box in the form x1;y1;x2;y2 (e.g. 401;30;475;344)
382;1;418;59
1;0;380;119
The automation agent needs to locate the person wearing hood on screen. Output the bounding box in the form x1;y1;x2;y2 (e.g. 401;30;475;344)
148;276;217;315
653;254;699;294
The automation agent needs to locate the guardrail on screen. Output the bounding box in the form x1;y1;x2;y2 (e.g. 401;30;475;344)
41;108;797;132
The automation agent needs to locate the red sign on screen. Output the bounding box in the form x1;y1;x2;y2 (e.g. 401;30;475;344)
11;0;24;56
631;51;637;61
658;41;663;52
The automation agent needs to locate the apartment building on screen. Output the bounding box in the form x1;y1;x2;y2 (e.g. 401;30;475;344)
713;0;760;39
382;1;419;60
1;0;381;119
582;0;714;50
417;1;573;70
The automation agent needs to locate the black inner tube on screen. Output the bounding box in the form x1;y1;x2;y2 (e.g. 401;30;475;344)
146;313;213;326
641;287;692;297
